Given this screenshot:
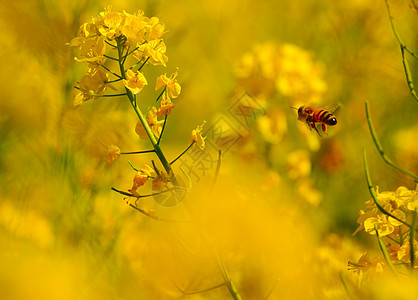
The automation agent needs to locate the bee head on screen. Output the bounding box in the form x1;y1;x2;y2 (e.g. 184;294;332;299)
329;117;337;125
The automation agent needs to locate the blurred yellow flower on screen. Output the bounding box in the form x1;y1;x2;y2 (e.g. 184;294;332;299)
73;68;116;108
393;125;418;173
397;240;418;264
123;69;148;94
106;144;120;166
76;22;99;39
155;70;181;98
297;179;322;206
145;16;166;40
73;37;106;65
135;107;164;139
286;150;311;179
234;42;326;103
191;121;206;150
275;44;326;103
256;106;287;144
348;252;384;282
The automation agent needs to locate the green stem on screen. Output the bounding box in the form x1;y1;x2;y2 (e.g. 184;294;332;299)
123;46;140;62
385;234;402;245
128;161;139;172
155;87;166;103
121;149;155;155
115;37;173;176
365;102;418;181
410;210;417;270
181;200;242;299
179;283;226;295
111;186;174;199
103;54;119;61
92;93;127;97
384;0;418;58
121;46;130;65
128;203;159;220
106;78;123;84
339;272;355;300
100;64;123;79
362;149;411;228
375;224;398;276
105;40;117;48
157;115;168;145
400;46;418;102
170;142;195;165
399;225;404;245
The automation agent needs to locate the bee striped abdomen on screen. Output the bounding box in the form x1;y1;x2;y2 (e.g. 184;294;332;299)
314;110;337;126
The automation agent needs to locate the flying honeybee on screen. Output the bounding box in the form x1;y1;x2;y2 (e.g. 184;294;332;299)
291;104;339;136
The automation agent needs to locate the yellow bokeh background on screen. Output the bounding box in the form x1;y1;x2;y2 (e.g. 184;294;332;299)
0;0;417;299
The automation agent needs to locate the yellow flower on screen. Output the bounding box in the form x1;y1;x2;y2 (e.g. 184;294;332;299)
353;210;377;235
77;22;99;39
152;170;172;191
367;186;417;212
397;240;418;264
73;68;116;108
123;69;148;94
106;144;120;166
135;107;164;139
387;209;406;226
363;214;394;236
94;6;125;40
407;190;418;211
157;95;175;118
234;42;326;102
144;16;166;40
67;23;98;47
296;179;322;206
348;252;384;277
121;10;147;45
155;70;181;98
128;164;155;196
191;121;206;150
141;164;155;177
286;150;311;179
257;107;287;144
134;39;168;66
72;37;106;65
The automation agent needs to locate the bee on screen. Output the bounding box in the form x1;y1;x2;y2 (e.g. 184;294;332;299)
291;104;339;136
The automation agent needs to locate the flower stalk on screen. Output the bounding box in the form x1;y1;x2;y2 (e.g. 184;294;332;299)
365;101;418;182
115;36;173;176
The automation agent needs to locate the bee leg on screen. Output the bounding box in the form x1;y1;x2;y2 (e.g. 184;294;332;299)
321;124;328;135
310;121;322;137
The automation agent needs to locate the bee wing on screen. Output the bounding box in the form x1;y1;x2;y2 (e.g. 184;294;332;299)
318;103;340;113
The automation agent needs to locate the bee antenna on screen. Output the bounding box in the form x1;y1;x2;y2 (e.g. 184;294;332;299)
289;106;298;110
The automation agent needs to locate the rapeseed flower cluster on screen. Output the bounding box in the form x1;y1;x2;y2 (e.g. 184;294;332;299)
68;6;168;107
353;185;418;266
235;42;326;105
68;6;205;211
